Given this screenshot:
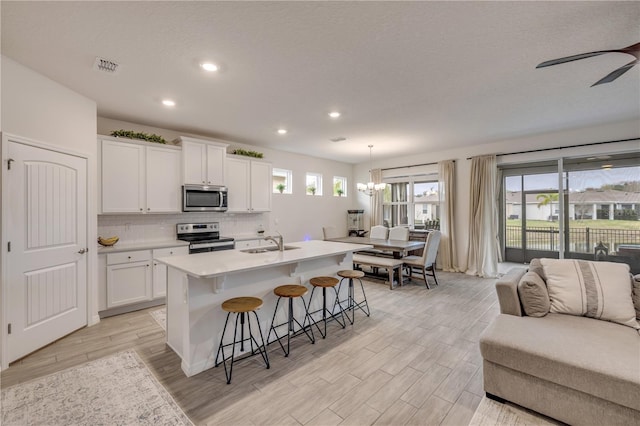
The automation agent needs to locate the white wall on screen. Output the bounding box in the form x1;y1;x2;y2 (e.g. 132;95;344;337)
0;57;98;366
354;119;640;271
97;117;356;242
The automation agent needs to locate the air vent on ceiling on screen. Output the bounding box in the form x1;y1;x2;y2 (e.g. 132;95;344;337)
93;57;120;74
330;137;346;143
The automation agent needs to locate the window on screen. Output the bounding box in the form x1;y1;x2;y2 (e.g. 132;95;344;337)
333;176;347;197
382;175;440;228
306;173;322;196
273;168;292;194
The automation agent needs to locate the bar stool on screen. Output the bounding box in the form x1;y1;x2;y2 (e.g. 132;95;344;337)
337;270;371;325
267;284;315;357
309;276;345;339
215;296;270;384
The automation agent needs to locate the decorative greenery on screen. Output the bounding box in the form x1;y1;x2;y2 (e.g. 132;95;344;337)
110;130;167;144
232;148;264;159
336;188;345;197
307;184;317;195
276;183;286;193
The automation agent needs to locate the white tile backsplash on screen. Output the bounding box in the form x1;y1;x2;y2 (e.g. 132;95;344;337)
98;212;271;243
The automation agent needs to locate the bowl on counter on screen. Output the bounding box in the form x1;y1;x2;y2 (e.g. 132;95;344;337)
98;236;119;246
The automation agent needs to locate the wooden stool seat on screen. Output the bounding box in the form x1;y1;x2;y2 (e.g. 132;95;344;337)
310;276;339;288
338;270;365;279
222;297;263;313
274;284;308;298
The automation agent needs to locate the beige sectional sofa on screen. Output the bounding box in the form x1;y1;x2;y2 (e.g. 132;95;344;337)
480;264;640;425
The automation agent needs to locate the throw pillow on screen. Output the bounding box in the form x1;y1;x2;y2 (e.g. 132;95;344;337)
632;274;640;320
528;258;546;282
540;259;639;329
517;271;550;317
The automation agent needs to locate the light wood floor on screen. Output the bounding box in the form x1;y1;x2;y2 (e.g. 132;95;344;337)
1;271;500;426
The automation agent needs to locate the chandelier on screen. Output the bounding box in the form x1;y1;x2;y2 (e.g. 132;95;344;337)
357;145;386;196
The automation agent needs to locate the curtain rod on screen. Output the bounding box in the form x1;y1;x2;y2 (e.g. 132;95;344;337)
465;137;639;160
381;159;455;171
493;137;640;157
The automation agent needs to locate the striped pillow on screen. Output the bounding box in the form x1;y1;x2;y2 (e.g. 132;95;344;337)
540;259;639;329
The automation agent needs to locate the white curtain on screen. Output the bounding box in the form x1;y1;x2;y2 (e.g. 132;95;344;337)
370;168;383;228
438;160;459;272
466;155;500;278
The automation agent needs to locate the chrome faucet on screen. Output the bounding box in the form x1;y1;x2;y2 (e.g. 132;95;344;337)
264;232;284;251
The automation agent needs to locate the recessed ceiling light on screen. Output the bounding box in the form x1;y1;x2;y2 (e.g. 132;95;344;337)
162;99;176;107
277;129;288;135
328;111;341;118
201;62;219;72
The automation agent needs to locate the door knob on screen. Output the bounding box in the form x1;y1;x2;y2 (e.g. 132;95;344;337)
78;248;86;254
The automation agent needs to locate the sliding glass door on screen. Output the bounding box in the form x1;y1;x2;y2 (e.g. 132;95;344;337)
501;153;640;272
503;171;562;263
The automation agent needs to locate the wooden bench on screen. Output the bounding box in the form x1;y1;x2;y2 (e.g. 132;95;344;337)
352;254;404;290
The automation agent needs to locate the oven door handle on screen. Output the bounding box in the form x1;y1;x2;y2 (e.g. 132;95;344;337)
190;241;235;250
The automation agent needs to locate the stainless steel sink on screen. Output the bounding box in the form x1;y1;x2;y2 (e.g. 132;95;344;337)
240;245;300;254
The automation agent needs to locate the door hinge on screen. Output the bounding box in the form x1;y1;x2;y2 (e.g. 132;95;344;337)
7;158;14;170
8;323;11;334
7;241;10;252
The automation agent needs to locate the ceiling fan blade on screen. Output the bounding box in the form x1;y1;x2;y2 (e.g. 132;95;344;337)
591;59;638;86
536;51;612;68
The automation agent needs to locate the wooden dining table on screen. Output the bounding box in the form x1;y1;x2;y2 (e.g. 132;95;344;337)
326;236;425;259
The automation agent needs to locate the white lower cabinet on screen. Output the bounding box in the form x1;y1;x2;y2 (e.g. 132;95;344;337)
234;239;262;249
101;245;188;312
152;246;189;298
107;259;152;308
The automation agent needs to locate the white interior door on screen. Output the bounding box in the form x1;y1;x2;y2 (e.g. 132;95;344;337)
6;141;88;363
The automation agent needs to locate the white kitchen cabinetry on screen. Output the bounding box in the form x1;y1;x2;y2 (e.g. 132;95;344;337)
225;156;272;213
106;250;152;308
152;246;189;298
99;137;181;214
179;136;228;186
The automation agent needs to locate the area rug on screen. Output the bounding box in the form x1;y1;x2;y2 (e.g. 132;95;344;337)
1;350;192;426
469;396;562;426
150;307;167;331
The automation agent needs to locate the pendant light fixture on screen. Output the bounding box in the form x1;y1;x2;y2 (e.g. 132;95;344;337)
357;145;386;196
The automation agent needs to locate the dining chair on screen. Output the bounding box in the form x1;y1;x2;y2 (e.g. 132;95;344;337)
369;225;389;239
388;226;409;241
403;230;441;288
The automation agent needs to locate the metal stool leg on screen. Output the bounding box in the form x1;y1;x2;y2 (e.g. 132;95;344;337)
250;310;270;368
355;277;370;317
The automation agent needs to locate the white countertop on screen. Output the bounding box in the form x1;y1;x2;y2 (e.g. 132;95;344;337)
156;240;371;278
97;239;190;254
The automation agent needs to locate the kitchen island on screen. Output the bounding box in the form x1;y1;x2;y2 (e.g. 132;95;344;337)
156;240;371;377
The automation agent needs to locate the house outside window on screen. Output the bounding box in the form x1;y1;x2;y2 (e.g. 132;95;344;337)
306;172;322;196
273;168;292;194
382;176;440;228
333;176;347;197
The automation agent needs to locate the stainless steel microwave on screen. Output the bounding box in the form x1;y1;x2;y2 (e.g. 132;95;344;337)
182;185;228;212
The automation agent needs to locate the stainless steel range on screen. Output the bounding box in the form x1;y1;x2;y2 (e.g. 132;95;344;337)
176;222;235;254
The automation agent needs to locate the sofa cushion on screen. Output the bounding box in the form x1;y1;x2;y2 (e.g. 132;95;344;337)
541;259;639;329
517;271;549;317
480;313;640;412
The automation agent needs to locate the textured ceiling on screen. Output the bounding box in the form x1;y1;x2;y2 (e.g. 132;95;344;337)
2;1;639;163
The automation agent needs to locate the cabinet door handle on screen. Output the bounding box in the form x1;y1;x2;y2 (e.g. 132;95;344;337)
128;256;132;259
202;180;205;184
139;208;143;211
146;264;150;267
77;248;86;254
170;251;173;255
147;208;150;211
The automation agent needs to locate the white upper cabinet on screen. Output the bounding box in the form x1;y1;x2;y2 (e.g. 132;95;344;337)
225;155;272;213
178;136;228;186
146;146;181;213
99;136;181;214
